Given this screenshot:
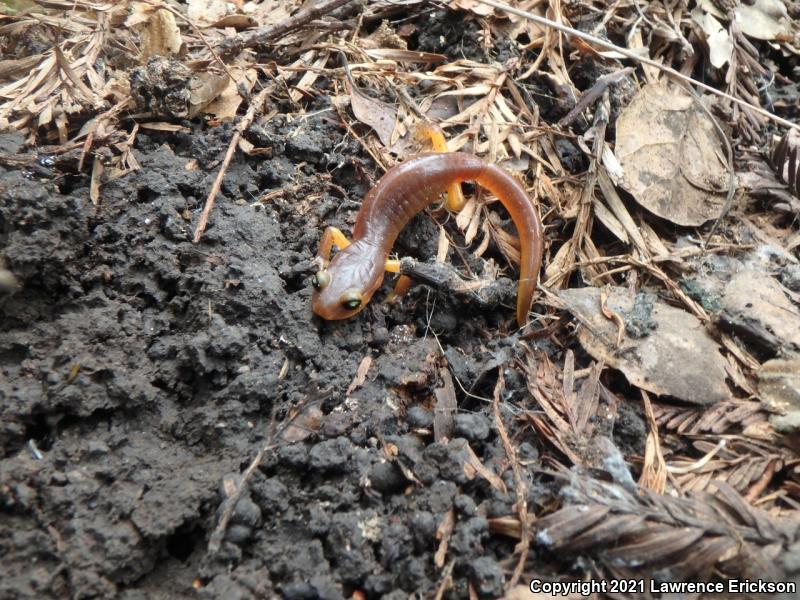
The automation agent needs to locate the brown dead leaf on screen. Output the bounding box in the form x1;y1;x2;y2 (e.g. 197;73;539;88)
203;68;257;121
89;155;103;206
615;81;727;226
130;57;228;119
434;507;455;567
559;287;730;405
346;80;397;148
450;0;494;16
364;49;447;64
280;405;324;443
434;367;457;442
691;7;733;68
244;0;296;28
213;15;258;29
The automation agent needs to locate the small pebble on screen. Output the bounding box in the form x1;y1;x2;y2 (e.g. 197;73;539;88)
232;497;261;528
406;405;433;429
368;461;406;495
470;556;505;598
87;441;110;456
781;264;800;292
454;493;477;517
224;524;252;544
454;413;491;442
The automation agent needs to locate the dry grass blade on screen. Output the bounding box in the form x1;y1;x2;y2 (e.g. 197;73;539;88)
771;132;800;199
492;371;530;590
639;390;667;494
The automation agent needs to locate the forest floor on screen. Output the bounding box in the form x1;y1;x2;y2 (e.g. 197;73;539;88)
1;1;800;599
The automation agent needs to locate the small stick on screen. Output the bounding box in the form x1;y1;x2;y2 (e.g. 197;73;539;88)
476;0;800;133
219;0;355;59
193;85;271;244
207;440;279;553
492;370;531;590
558;67;634;127
208;395;324;553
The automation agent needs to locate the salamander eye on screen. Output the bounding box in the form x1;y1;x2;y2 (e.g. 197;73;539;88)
340;290;363;310
312;270;330;290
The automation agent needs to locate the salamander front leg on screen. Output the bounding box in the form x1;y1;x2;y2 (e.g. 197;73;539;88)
384;259;413;303
315;226;351;269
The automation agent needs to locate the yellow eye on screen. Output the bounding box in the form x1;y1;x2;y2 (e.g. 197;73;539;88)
312;270;330;289
340;290;363;310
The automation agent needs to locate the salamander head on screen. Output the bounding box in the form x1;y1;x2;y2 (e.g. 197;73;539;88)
311;241;385;320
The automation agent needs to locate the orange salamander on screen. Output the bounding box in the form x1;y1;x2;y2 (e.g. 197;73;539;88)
311;153;544;326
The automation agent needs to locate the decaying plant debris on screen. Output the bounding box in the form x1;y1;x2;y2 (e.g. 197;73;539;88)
1;0;800;598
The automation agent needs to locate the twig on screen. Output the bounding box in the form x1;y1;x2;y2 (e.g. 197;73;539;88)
432;559;455;600
476;0;800;134
208;394;323;553
218;0;355;59
492;370;530;590
207;440;280;553
557;67;634;128
193;85;271;244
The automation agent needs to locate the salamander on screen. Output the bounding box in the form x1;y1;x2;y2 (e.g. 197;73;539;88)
310;153;544;326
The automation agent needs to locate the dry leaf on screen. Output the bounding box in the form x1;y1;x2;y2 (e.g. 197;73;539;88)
134;5;183;60
559;287;730;405
450;0;494;17
363;49;447;64
347;86;397;148
616;81;727;226
736;0;793;41
89;155;103;205
717;270;800;354
130;57;228;119
434;508;455;567
214;15;258;29
187;0;231;28
281;405;324;443
691;7;733;68
462;442;506;492
203;68;257;121
244;0;296;28
434;367;457;442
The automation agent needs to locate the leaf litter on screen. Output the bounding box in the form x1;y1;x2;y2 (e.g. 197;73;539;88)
1;0;800;597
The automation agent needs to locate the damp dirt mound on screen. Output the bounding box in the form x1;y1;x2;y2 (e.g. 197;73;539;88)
0;110;616;599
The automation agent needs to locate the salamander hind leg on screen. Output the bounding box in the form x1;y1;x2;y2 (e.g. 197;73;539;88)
415;122;465;211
